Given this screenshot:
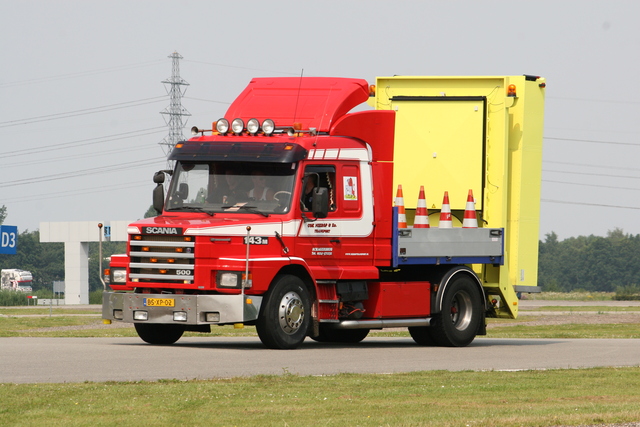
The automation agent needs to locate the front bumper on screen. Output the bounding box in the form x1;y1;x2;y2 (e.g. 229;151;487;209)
102;292;262;325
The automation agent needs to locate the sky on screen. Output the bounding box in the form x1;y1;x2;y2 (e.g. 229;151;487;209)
1;0;639;241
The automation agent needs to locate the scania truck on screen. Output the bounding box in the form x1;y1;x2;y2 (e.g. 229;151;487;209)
102;75;546;349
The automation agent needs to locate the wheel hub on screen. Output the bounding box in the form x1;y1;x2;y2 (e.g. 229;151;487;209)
279;291;304;334
449;291;473;331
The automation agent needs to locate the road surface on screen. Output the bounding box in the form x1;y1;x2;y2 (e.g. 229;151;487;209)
1;336;639;384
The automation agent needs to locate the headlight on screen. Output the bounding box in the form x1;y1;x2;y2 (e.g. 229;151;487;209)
216;271;251;289
231;118;245;135
216;118;229;134
112;268;127;283
218;272;240;288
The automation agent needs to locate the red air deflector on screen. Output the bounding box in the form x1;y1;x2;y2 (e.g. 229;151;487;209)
224;77;370;133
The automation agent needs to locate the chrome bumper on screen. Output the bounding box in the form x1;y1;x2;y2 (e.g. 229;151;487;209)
102;292;262;325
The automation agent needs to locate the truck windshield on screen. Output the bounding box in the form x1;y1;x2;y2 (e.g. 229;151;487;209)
165;161;297;215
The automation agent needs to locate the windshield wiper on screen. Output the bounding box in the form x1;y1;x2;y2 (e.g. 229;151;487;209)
166;206;215;216
222;205;269;217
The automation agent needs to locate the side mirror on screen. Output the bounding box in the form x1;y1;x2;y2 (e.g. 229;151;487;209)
311;187;329;218
152;171;166;214
153;171;165;184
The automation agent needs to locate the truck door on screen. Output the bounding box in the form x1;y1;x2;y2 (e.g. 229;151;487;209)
296;162;375;278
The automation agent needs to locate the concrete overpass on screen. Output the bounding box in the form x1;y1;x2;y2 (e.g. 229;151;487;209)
39;221;132;304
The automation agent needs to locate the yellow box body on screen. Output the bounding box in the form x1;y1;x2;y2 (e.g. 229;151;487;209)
373;76;546;317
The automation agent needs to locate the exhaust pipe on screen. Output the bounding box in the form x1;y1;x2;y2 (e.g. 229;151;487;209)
333;318;431;330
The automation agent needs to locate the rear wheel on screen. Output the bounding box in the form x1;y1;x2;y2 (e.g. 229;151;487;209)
256;275;311;349
134;323;184;345
311;326;369;343
408;326;436;346
429;274;482;347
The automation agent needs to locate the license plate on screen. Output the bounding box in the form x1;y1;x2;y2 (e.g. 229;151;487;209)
144;298;175;307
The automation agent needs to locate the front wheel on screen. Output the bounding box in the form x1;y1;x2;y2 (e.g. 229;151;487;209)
256;275;311;349
134;323;184;345
429;273;483;347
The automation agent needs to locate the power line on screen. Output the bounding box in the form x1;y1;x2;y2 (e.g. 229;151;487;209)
543;179;640;192
545;160;640;172
0;157;166;188
0;127;165;158
543;169;640;180
184;96;231;105
544;136;640;147
0;142;160;169
183;59;300;76
0;97;167;128
546;96;640;106
2;181;151;204
542;199;640;210
0;60;166;89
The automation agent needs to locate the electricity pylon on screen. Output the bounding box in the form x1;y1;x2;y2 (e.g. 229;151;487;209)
159;51;190;167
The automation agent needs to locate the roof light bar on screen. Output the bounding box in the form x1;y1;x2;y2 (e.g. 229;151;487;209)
210;118;277;136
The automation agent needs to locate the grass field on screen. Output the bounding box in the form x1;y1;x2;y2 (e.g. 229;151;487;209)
1;294;640;426
1;368;639;426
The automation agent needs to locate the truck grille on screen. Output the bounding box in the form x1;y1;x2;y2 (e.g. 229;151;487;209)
129;235;195;283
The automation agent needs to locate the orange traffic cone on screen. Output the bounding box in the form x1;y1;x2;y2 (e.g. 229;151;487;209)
439;191;452;228
414;186;430;228
395;185;407;229
462;189;478;228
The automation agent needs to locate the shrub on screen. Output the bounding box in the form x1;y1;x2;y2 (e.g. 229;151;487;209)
614;285;640;301
0;290;28;306
89;290;104;304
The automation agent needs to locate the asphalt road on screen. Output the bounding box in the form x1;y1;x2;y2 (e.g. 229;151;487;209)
1;336;639;384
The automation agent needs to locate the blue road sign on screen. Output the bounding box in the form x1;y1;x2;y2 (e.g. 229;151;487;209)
0;225;18;255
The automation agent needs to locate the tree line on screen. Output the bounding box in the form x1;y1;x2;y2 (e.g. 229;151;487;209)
538;228;640;295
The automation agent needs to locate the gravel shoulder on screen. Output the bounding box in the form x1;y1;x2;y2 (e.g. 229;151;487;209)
512;299;640;327
6;301;640;332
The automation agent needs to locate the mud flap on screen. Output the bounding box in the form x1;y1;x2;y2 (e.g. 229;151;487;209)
477;310;487;336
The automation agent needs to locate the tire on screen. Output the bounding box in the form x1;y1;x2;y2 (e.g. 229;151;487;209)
311;326;369;343
256;275;311;349
408;326;436;346
429;273;483;347
134;323;184;345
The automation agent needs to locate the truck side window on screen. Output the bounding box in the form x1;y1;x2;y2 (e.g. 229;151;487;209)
301;166;336;212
